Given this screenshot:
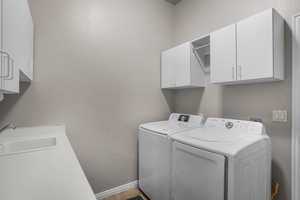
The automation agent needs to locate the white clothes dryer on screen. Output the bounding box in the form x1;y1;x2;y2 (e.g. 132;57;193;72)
171;118;271;200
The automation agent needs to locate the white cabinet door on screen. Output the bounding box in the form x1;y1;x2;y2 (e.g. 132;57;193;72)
0;0;2;90
1;0;21;93
24;12;34;81
0;0;33;93
172;142;225;200
161;49;176;88
161;43;190;88
210;24;237;83
237;9;273;81
18;0;33;81
174;43;191;87
1;56;19;93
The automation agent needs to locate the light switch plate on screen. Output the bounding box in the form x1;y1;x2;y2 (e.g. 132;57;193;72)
272;110;288;122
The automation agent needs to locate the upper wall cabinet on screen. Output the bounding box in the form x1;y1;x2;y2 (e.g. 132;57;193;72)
0;0;33;94
161;36;209;89
210;8;284;84
210;24;237;83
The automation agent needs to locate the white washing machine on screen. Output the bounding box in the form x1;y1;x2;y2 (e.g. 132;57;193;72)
171;118;271;200
138;113;204;200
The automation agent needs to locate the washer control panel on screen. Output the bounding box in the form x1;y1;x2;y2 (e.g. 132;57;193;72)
178;115;190;122
169;113;204;125
140;113;205;135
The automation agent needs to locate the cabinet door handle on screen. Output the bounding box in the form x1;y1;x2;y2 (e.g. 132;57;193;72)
232;67;235;80
238;65;242;80
5;58;14;80
0;51;11;79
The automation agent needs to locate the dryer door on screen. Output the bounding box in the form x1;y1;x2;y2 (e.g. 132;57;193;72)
172;142;225;200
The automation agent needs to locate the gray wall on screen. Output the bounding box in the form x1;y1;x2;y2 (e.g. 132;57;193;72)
0;0;298;199
173;0;300;199
0;0;174;193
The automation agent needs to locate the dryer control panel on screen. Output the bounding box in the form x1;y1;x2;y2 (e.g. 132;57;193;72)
205;118;265;135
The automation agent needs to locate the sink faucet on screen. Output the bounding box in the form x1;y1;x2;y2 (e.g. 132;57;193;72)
0;123;16;134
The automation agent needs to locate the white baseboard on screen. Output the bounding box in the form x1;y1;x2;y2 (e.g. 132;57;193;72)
95;180;138;200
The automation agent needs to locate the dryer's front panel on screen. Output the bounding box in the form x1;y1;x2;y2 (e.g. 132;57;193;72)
172;142;225;200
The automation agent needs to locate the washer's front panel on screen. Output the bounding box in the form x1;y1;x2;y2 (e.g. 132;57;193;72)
139;129;171;200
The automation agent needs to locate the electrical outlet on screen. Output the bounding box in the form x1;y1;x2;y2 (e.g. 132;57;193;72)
272;110;288;122
272;111;279;121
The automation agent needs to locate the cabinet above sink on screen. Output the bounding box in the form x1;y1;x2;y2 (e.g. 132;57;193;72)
0;0;33;96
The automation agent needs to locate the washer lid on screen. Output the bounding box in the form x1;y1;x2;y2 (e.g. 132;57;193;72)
140;121;202;135
139;113;204;135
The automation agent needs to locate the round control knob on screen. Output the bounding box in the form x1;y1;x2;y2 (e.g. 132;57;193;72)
225;122;234;129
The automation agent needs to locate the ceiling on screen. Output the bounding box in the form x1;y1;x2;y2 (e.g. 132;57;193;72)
165;0;182;5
